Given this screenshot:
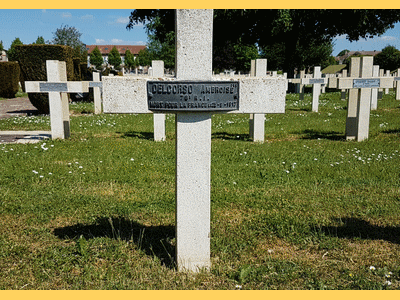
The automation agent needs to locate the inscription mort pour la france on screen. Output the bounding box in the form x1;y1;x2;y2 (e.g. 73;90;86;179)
147;82;239;111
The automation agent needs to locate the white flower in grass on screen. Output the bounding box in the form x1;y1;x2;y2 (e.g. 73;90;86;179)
369;266;376;271
385;281;392;286
32;170;38;174
131;158;134;161
235;285;242;290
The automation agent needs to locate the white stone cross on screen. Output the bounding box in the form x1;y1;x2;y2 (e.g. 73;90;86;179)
287;70;305;100
338;56;393;141
385;70;390;95
91;72;102;114
151;60;166;142
378;69;384;99
341;69;348;100
249;58;267;143
25;60;89;139
370;65;379;110
395;68;400;100
103;9;286;272
301;66;328;112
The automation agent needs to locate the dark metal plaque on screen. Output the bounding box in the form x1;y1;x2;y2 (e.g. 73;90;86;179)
394;77;400;81
40;82;68;92
147;81;239;112
309;78;325;84
353;79;380;88
89;82;103;88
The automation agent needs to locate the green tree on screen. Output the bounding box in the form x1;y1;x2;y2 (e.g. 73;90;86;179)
124;49;135;71
233;41;259;72
34;36;45;44
145;18;175;70
108;46;122;70
136;48;152;67
7;38;23;61
0;41;4;52
89;46;104;70
337;49;350;56
51;25;86;61
374;45;400;71
127;9;400;76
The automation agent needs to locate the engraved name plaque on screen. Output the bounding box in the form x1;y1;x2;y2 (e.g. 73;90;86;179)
309;78;325;84
40;82;68;92
394;77;400;81
89;82;103;88
147;81;239;112
353;79;380;88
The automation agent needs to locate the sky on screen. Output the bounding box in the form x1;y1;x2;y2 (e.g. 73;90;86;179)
1;9;400;56
0;10;148;49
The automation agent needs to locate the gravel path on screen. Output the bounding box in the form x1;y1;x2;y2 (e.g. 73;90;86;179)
0;97;50;144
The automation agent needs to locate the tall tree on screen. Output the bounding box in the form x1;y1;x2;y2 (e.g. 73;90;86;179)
136;48;152;67
337;49;350;56
374;45;400;71
34;36;45;44
0;40;4;53
127;9;400;76
108;46;122;70
124;49;135;72
89;46;104;70
51;25;86;61
7;37;23;61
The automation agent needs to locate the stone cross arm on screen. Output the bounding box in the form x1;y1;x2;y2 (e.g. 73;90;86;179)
301;78;328;85
288;78;301;84
102;77;286;115
25;81;90;93
338;77;393;89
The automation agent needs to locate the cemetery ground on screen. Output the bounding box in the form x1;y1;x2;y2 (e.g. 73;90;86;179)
0;90;399;290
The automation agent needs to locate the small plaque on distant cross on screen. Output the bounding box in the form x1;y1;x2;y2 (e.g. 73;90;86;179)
147;81;239;112
309;78;325;84
353;79;380;88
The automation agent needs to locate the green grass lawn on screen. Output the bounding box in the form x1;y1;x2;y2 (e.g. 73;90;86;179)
0;91;399;289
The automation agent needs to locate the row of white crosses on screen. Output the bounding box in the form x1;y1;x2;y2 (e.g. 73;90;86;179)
24;61;102;139
102;9;286;272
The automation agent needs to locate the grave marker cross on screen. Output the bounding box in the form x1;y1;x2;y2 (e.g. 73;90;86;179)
103;9;286;272
337;56;393;141
25;60;89;139
301;66;328;112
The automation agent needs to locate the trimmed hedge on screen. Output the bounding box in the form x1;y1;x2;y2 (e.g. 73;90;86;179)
14;44;75;114
0;62;20;99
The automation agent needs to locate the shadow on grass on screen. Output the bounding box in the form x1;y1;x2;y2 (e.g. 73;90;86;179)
297;129;345;141
7;109;40;116
119;131;154;141
212;132;251;141
383;129;400;135
286;108;311;112
54;216;176;269
320;217;400;244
